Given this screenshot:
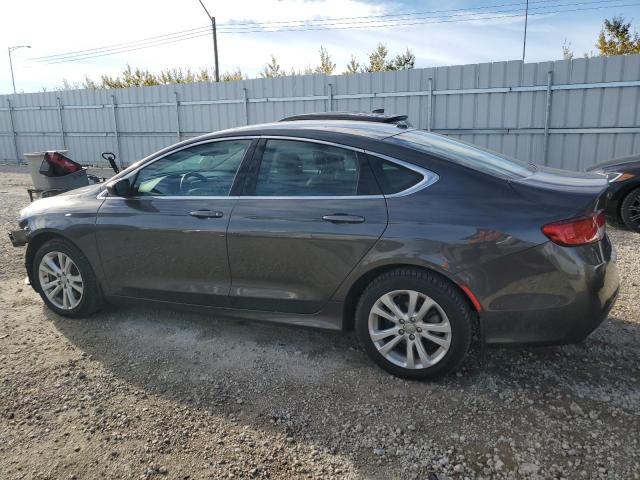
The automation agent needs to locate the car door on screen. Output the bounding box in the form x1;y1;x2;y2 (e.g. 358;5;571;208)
95;138;256;306
227;138;388;314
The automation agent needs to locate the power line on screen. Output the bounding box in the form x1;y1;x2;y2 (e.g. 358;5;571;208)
217;0;550;27
27;0;574;62
216;1;640;33
38;31;215;65
27;0;639;65
220;0;636;34
29;25;212;62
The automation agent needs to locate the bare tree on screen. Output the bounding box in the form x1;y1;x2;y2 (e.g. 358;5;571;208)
562;40;574;60
260;55;285;78
314;46;336;75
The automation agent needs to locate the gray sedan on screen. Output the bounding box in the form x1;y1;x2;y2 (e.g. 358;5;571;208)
10;113;619;379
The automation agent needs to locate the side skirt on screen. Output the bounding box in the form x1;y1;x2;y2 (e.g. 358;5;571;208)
105;295;344;331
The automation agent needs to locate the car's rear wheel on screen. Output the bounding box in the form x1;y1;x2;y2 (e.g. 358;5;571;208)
33;238;103;317
355;268;473;380
620;187;640;233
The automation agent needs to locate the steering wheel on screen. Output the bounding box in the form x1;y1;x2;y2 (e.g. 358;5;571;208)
180;172;208;192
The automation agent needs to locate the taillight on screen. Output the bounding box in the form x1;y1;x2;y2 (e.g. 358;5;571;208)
542;211;606;247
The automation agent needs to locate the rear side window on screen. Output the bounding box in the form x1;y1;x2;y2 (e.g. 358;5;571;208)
387;130;533;179
253;140;380;196
367;155;424;195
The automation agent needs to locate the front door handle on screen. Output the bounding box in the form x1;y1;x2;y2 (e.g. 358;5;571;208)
189;210;223;219
322;213;365;224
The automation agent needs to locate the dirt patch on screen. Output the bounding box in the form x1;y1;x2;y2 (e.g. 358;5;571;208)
1;171;639;479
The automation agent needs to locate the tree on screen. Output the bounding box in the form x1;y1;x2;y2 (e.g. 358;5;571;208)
562;40;574;60
344;55;361;74
74;65;243;90
221;68;247;82
390;48;415;70
366;43;389;72
597;16;640;56
314;46;336;75
260;55;285;78
363;44;415;72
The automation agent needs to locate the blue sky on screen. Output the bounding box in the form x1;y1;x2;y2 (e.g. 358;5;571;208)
2;0;640;94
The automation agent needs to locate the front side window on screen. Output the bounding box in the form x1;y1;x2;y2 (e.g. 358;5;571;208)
254;140;369;196
133;139;252;196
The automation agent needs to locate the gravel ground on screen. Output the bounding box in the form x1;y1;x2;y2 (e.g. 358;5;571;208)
1;171;639;480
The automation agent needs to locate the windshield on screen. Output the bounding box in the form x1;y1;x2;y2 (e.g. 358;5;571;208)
386;130;534;179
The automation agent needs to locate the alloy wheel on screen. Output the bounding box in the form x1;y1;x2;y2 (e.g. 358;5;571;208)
368;289;452;369
625;190;640;229
38;251;84;310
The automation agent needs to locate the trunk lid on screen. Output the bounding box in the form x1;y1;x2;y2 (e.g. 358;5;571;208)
510;165;608;221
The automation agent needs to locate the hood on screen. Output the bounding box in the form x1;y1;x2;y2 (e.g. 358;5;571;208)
587;154;640;172
20;183;104;220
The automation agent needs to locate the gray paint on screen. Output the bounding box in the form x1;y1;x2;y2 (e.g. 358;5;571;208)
13;121;619;345
2;55;640;170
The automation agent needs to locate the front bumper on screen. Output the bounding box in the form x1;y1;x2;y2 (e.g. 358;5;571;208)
459;236;620;345
9;229;28;247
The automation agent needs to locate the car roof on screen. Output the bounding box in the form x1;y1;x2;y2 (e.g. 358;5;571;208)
203;119;409;145
125;120;418;175
279;112;408;124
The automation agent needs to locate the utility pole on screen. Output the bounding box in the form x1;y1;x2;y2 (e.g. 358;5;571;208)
522;0;529;64
197;0;219;82
8;45;31;94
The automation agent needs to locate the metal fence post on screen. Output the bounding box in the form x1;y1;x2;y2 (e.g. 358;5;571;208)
243;87;249;125
110;95;122;167
56;97;66;149
427;77;433;132
174;91;181;143
327;83;333;112
6;98;19;164
543;71;553;165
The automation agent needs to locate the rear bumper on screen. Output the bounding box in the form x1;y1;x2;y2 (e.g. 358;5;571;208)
459;236;620;345
8;229;28;247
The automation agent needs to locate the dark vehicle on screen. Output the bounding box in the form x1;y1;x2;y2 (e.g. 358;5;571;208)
9;113;619;379
587;154;640;233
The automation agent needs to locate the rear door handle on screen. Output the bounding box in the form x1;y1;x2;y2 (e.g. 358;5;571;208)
322;213;365;224
189;210;224;219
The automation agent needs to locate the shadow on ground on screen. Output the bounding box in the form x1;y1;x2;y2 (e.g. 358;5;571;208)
45;299;640;477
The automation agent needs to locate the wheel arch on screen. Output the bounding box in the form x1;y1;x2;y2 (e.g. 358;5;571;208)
618;184;640;230
341;263;481;331
26;230;92;292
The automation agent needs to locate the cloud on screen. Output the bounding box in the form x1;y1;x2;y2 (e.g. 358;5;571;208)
1;0;638;93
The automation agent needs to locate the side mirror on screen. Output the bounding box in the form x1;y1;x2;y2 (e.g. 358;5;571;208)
106;178;132;197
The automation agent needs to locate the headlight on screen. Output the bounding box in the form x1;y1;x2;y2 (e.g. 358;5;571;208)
606;172;635;183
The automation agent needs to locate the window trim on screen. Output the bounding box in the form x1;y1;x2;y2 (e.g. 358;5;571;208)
98;136;259;200
247;137;370;199
364;151;439;198
98;135;438;200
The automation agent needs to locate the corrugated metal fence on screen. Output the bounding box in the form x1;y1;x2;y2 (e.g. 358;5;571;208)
1;54;640;170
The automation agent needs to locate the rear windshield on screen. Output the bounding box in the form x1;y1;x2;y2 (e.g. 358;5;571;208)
386;130;534;179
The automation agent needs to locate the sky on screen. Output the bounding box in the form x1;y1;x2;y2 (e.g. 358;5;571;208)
2;0;640;94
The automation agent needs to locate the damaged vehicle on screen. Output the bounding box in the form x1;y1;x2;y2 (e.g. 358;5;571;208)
9;113;619;379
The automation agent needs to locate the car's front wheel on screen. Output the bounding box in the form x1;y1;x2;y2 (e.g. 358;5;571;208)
33;238;103;317
620;187;640;233
355;268;473;380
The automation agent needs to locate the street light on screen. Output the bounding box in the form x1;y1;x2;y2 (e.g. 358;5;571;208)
8;45;31;94
196;0;219;82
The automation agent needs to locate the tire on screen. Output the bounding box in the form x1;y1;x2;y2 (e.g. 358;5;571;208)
355;268;473;380
32;238;103;317
620;187;640;233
